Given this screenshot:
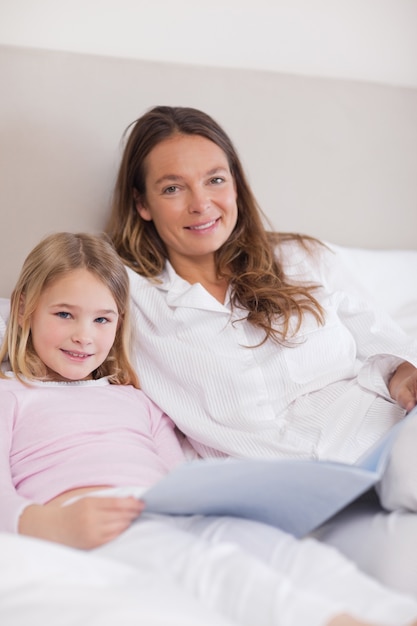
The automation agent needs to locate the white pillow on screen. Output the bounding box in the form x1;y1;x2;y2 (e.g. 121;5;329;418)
328;245;417;340
0;297;8;341
1;247;416;341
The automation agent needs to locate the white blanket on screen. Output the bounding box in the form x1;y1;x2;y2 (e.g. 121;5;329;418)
0;532;232;626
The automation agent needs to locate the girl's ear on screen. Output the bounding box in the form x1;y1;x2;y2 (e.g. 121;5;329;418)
133;189;152;222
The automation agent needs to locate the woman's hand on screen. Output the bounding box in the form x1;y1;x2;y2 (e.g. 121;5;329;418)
388;361;417;412
18;496;144;549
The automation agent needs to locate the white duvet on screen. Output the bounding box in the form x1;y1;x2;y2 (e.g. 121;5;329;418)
0;532;233;626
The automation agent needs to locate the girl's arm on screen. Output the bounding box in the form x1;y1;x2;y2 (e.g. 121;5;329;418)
147;394;187;468
1;387;143;548
18;496;144;550
0;390;36;532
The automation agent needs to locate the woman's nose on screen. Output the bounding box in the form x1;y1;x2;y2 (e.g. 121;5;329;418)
187;187;210;213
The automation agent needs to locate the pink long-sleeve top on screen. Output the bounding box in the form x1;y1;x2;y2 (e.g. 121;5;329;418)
0;375;186;532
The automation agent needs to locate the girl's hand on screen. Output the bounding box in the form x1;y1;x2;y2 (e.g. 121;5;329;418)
388;361;417;413
18;496;144;549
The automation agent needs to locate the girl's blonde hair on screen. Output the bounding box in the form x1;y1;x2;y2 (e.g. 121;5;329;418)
107;105;324;344
0;232;139;387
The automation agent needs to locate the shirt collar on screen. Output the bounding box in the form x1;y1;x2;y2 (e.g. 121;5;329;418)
157;261;231;312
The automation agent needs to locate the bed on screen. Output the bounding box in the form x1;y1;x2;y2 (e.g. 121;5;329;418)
1;43;417;622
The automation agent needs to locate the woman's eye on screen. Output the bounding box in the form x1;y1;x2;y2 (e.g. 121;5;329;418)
210;177;224;185
163;185;178;194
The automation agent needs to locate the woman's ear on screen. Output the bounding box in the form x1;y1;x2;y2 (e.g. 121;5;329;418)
133;189;152;222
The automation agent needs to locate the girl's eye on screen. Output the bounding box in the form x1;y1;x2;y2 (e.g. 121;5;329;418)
56;311;71;319
95;317;109;325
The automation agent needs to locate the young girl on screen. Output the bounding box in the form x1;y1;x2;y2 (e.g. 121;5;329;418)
1;231;417;626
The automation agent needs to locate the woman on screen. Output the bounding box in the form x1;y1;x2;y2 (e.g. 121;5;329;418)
106;105;417;585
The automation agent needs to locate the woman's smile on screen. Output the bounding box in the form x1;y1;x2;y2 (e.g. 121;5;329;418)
185;217;220;232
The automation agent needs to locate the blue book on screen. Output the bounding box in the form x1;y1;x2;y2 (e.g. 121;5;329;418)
144;406;415;538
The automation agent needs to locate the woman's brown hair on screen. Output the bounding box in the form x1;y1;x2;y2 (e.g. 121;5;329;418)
107;105;324;343
0;232;139;386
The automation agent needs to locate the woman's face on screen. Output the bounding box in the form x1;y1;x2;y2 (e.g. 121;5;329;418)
136;133;238;271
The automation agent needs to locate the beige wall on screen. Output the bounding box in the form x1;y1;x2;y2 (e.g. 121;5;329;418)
1;44;416;296
0;0;417;88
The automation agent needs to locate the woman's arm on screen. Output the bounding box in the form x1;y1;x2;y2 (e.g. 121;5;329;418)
388;361;417;412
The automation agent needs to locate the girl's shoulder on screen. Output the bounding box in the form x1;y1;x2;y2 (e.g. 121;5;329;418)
0;373;21;389
0;374;30;402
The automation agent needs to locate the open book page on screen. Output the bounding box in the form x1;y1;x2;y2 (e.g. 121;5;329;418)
144;406;416;538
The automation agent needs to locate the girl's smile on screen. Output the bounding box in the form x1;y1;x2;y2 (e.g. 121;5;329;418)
28;269;119;382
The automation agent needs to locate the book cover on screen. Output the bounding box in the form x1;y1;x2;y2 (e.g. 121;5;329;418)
144;407;415;538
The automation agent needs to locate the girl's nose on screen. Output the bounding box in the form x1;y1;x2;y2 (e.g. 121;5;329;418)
71;324;93;345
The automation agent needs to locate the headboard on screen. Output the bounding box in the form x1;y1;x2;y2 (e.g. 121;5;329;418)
1;44;417;297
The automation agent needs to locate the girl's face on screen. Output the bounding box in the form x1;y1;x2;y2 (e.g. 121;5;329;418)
136;133;238;272
28;269;119;382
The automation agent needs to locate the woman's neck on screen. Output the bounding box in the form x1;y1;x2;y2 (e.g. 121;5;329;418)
170;256;229;304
